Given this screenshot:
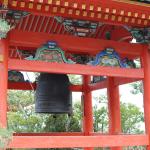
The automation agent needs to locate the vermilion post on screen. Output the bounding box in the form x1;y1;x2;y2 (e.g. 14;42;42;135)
0;39;9;128
83;75;93;150
143;46;150;150
107;77;122;150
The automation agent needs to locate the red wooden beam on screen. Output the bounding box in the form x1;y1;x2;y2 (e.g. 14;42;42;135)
8;82;36;90
8;78;140;91
9;30;144;57
8;82;83;92
107;77;122;150
70;85;83;92
9;135;149;148
83;76;93;136
0;39;9;128
7;0;150;27
14;132;107;136
114;78;141;86
8;59;144;78
143;46;150;150
82;76;94;150
13;132;84;136
89;78;141;91
89;80;107;91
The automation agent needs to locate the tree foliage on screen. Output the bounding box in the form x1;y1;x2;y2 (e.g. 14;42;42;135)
7;90;83;134
0;127;12;148
131;81;143;94
3;80;144;149
93;105;108;132
7;90;144;135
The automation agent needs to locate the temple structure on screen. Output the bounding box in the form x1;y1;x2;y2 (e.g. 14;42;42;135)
0;0;150;149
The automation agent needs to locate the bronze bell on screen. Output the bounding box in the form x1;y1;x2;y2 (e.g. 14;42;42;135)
35;73;72;114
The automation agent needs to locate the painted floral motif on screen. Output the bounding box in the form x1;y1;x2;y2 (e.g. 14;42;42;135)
26;41;75;64
89;48;137;69
39;50;64;63
90;48;124;67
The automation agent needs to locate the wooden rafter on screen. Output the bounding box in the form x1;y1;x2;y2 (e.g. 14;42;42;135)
5;0;150;27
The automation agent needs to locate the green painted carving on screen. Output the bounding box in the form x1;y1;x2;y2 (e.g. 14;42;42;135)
26;42;75;64
124;26;150;43
131;29;150;43
0;18;11;39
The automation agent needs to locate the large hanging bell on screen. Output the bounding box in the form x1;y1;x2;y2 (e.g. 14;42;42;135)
35;73;72;114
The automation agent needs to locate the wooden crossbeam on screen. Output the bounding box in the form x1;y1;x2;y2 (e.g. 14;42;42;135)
8;59;144;78
8;78;140;91
9;135;149;148
8;82;83;92
9;30;144;57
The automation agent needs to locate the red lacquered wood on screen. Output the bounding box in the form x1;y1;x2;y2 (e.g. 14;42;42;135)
0;39;8;128
8;59;144;78
8;82;36;90
114;78;141;86
0;0;149;148
143;46;150;150
89;80;108;91
89;78;140;91
8;82;83;92
9;30;144;57
8;135;149;148
70;85;83;92
83;76;93;150
7;0;150;27
8;78;140;91
13;132;84;136
107;77;122;150
14;132;111;136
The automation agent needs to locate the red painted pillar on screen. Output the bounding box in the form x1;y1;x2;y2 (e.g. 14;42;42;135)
143;46;150;150
83;75;93;150
0;39;9;128
107;77;122;150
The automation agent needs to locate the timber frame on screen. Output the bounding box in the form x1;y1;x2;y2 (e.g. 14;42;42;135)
0;0;150;149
